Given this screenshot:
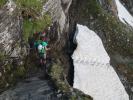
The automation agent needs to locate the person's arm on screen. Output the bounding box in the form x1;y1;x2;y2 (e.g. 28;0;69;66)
45;46;50;51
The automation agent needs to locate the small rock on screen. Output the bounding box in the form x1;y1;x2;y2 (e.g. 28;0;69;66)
131;87;133;92
6;83;9;87
0;72;2;77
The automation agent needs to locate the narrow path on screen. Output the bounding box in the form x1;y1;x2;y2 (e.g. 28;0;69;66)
0;72;59;100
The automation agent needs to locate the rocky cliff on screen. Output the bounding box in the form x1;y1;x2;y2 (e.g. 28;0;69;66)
0;0;92;99
0;0;133;99
0;0;28;92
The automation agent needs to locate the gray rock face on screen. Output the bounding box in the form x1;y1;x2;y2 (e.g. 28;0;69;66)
0;74;59;100
0;0;72;67
97;0;133;17
43;0;72;49
0;1;26;76
0;1;27;58
97;0;118;16
0;0;132;99
0;0;28;91
43;0;72;32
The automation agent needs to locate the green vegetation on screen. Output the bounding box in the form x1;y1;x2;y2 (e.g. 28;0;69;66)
107;0;112;4
15;0;44;13
49;60;70;92
0;0;51;92
0;53;40;93
22;14;51;42
49;59;93;99
0;0;7;8
77;0;101;19
70;91;92;100
13;66;26;78
96;10;133;57
34;15;52;32
15;0;51;42
0;63;26;93
22;19;34;42
0;52;5;62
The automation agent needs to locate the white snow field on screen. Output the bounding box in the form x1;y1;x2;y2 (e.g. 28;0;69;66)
72;24;129;100
115;0;133;27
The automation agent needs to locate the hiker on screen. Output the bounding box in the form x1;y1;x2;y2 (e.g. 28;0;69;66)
36;38;50;66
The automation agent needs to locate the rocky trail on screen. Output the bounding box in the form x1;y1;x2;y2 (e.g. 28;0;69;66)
0;71;60;100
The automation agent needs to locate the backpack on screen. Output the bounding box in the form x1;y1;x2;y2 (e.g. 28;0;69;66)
38;44;44;53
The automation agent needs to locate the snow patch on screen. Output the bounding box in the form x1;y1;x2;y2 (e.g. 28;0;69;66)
115;0;133;27
72;24;129;100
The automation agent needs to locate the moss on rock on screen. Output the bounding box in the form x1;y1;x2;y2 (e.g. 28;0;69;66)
0;0;7;8
22;13;51;42
14;0;51;42
49;59;70;92
0;53;40;93
70;89;93;100
15;0;44;13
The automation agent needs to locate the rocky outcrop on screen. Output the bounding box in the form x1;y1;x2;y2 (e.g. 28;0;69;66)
41;0;93;99
43;0;72;49
69;0;133;98
0;0;72;95
97;0;118;16
120;0;133;15
0;0;29;91
0;1;24;56
43;0;72;89
0;0;133;99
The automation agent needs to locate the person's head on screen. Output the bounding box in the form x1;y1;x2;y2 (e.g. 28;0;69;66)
40;36;46;41
40;31;46;37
